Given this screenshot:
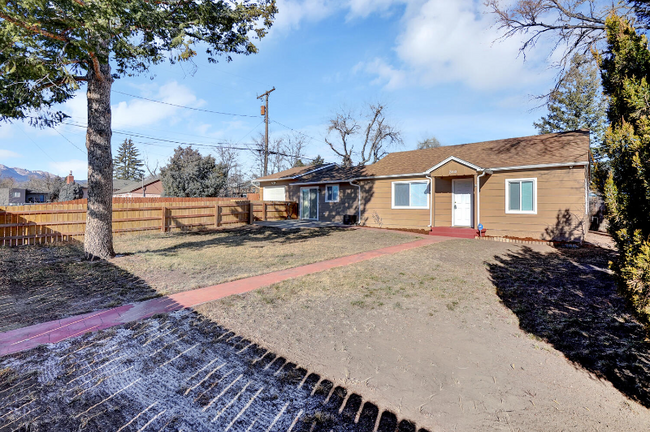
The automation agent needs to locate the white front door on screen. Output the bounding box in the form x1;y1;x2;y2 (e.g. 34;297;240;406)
453;179;473;227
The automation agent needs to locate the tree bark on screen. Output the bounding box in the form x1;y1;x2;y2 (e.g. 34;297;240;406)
84;59;115;260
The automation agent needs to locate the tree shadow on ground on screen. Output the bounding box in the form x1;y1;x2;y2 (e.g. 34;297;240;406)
486;246;650;407
0;242;158;332
140;225;353;255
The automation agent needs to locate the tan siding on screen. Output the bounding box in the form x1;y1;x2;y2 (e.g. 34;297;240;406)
430;160;476;177
358;178;430;229
479;167;587;241
259;180;292;202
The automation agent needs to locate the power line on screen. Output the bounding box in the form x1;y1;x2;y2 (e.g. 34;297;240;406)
271;119;328;147
61;121;317;161
54;128;86;154
112;90;260;118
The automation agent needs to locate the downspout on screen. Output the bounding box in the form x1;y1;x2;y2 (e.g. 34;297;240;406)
349;180;361;225
476;169;492;234
426;173;433;229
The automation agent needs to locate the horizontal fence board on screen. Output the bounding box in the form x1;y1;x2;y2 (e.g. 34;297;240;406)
0;199;297;246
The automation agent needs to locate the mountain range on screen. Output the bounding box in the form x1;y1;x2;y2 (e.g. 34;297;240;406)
0;165;58;183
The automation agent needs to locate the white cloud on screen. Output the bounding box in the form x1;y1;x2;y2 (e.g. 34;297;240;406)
391;0;551;90
58;81;204;131
273;0;336;32
49;159;88;178
112;81;205;129
0;149;21;159
354;58;406;89
346;0;406;19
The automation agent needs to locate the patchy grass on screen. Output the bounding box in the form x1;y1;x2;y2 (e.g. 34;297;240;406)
111;225;414;295
196;239;650;432
0;226;413;331
0;243;156;332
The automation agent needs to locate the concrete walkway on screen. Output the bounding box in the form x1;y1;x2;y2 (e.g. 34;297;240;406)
0;235;450;357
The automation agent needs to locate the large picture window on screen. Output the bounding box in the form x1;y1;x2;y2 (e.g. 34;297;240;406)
325;185;339;202
392;181;429;209
505;178;537;214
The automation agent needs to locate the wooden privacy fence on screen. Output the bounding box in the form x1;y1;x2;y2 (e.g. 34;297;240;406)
0;197;298;246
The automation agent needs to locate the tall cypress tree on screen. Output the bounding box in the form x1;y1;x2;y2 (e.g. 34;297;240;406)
599;13;650;322
113;139;145;181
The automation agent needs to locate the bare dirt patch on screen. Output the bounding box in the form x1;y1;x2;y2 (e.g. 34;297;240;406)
196;239;650;431
0;310;428;431
111;225;414;295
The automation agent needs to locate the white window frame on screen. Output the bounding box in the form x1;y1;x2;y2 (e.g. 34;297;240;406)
325;184;339;203
505;178;537;214
12;192;20;198
391;181;429;209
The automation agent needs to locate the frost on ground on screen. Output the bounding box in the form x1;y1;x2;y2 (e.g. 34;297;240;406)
0;310;425;432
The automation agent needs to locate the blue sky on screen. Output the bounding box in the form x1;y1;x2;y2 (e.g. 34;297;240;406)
0;0;560;180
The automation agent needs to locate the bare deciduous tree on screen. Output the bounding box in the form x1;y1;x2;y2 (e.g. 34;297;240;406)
251;133;286;177
325;103;402;167
217;146;245;196
486;0;645;96
284;132;308;167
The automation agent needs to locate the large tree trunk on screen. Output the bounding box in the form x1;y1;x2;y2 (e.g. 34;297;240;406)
84;60;115;260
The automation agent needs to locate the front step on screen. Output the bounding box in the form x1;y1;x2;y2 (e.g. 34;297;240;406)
429;227;479;239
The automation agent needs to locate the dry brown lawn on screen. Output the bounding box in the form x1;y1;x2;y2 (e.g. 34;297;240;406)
196;239;650;432
112;225;415;295
0;226;413;331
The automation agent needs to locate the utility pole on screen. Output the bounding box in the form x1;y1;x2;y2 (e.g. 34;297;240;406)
257;87;275;176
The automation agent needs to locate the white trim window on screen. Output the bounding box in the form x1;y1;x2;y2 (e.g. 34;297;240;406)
325;184;339;202
505;178;537;214
392;181;429;209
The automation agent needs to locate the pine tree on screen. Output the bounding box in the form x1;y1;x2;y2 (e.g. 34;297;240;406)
160;146;227;197
0;0;276;259
113;139;144;181
534;53;609;191
311;155;325;166
599;14;650;323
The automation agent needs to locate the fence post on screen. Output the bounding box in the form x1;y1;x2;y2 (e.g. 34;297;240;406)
262;202;267;221
161;206;167;232
217;204;222;227
215;204;219;228
249;202;254;225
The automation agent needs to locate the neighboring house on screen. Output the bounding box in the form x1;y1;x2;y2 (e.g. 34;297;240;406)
253;130;591;242
0;188;50;205
113;176;162;197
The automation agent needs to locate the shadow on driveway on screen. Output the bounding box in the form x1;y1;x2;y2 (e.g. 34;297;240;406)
486;246;650;407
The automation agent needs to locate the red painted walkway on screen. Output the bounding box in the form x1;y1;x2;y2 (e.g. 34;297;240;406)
0;235;451;357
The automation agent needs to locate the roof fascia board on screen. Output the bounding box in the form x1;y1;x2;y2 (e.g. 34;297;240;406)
425;156;483;173
289;180;347;186
489;161;589;171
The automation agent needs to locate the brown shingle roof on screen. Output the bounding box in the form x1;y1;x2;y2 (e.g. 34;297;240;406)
360;130;590;177
257;131;591;184
254;164;335;181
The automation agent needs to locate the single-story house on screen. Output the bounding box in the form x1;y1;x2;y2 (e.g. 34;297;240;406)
113;176;162;197
253;130;591;242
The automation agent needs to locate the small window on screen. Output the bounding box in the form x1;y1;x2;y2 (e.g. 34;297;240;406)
325;185;339;202
392;181;429;209
12;192;20;198
506;179;536;214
